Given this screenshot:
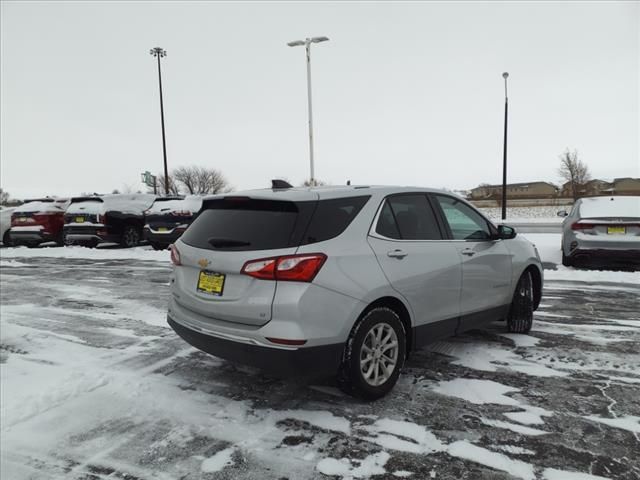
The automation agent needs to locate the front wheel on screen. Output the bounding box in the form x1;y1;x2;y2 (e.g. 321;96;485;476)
507;271;534;333
338;307;406;401
120;226;140;248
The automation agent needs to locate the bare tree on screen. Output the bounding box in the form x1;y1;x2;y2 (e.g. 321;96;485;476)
301;178;327;187
0;188;9;205
558;149;591;200
153;173;181;195
174;166;230;194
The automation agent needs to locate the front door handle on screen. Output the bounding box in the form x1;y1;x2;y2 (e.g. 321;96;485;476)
461;248;476;257
387;249;408;259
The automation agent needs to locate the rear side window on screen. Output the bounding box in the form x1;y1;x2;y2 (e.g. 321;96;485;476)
181;199;313;251
301;196;370;245
375;194;442;240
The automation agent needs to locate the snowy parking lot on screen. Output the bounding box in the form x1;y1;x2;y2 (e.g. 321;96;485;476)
1;237;639;480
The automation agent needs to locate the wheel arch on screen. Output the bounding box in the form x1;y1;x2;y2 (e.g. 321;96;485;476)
356;296;413;357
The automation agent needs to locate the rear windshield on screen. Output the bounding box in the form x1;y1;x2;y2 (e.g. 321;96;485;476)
579;196;640;218
181;195;369;251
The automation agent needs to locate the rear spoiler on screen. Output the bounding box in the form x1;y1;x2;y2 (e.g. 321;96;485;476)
70;196;104;203
153;195;185;202
24;198;55;203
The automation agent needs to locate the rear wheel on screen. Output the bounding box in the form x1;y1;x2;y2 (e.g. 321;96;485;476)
561;249;573;267
150;242;167;251
338;307;406;401
121;226;140;248
2;231;11;247
507;271;534;334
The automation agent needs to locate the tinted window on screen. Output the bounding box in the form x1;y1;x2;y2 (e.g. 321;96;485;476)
182;199;310;251
434;195;491;240
301;196;370;245
376;194;442;240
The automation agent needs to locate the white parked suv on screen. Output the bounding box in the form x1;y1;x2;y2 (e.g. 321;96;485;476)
167;186;543;399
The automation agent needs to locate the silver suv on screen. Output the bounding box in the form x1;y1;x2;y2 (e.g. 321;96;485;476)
167;186;543;399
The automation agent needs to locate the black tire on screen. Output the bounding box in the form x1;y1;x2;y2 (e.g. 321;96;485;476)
561;249;573;267
120;226;140;248
2;231;12;247
338;307;406;401
150;242;167;251
507;271;534;334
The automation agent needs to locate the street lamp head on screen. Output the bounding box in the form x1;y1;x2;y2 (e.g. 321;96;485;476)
502;72;509;79
150;47;166;58
287;40;305;47
310;36;329;43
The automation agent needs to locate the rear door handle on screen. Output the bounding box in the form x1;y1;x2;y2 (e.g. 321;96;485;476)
387;249;408;259
461;248;476;257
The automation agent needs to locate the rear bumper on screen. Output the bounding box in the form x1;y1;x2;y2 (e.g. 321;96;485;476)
167;316;344;377
143;228;184;246
9;229;57;244
63;225;119;244
569;248;640;268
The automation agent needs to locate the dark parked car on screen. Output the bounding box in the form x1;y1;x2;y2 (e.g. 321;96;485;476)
143;195;203;250
63;194;156;248
10;198;69;247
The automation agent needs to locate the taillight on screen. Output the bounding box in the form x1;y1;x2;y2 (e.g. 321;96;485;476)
170;210;193;217
571;222;595;231
97;214;105;224
170;244;181;266
241;253;327;282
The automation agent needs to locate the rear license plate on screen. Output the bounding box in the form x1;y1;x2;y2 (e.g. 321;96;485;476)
158;227;168;232
75;216;85;223
197;271;225;296
19;217;28;222
607;226;626;235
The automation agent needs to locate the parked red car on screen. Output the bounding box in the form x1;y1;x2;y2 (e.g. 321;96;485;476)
10;198;69;247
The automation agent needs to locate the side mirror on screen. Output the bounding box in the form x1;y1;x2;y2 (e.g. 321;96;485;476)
497;225;517;240
557;210;568;217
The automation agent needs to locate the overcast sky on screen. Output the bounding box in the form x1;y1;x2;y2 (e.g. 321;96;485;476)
1;1;638;199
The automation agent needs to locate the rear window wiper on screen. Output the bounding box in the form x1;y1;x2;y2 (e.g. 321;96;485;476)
207;238;251;248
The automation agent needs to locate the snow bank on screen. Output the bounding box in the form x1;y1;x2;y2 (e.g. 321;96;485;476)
0;246;170;262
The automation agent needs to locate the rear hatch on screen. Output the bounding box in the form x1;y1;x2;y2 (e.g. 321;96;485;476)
12;199;67;231
64;197;105;225
573;196;640;240
145;196;202;233
173;194;318;326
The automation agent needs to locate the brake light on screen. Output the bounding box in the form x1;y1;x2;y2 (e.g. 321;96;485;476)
170;244;181;266
241;253;327;282
571;222;596;231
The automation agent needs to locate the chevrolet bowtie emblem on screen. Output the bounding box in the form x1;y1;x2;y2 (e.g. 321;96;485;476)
198;258;211;268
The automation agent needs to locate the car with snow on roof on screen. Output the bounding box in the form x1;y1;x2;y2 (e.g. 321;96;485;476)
9;198;69;247
63;194;156;248
143;195;203;250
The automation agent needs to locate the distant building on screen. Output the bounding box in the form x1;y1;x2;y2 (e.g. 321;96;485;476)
470;181;559;200
561;178;640;197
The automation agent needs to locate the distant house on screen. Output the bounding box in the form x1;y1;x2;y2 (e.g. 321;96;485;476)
560;178;640;197
470;181;559;200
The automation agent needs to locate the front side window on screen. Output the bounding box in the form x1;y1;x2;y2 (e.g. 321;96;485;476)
434;195;491;240
375;194;442;240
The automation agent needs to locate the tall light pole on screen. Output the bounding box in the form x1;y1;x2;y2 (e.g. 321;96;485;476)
287;36;329;186
150;47;169;195
501;72;509;221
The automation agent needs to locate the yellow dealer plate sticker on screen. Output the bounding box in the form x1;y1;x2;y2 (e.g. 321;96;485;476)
197;271;225;296
607;226;625;235
75;217;84;223
158;227;168;232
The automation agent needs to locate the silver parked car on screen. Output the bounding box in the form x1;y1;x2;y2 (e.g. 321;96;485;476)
559;196;640;268
167;186;543;399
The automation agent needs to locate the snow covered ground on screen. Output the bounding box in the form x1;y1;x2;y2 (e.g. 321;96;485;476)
1;237;639;479
478;206;565;224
